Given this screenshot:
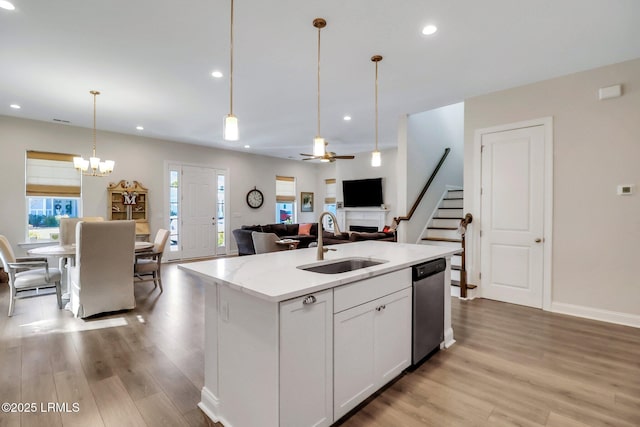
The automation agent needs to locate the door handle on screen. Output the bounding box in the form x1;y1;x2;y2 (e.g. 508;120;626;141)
535;238;543;243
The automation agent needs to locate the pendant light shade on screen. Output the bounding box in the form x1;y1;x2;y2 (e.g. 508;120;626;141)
371;150;381;167
312;18;327;156
371;55;383;167
73;90;115;176
313;137;325;157
223;0;238;141
224;114;238;141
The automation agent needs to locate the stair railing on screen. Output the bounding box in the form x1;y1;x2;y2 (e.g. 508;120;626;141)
458;213;473;298
393;148;451;228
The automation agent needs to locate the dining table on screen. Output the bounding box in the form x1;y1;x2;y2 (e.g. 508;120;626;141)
28;241;154;299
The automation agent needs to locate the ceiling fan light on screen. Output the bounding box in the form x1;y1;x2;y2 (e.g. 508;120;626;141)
321;158;330;163
371;150;381;167
313;137;325;156
224;114;239;141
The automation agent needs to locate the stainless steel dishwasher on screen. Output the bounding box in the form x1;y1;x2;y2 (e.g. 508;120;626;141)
412;258;446;366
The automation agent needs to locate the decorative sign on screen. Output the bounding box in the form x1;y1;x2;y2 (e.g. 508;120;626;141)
122;191;138;205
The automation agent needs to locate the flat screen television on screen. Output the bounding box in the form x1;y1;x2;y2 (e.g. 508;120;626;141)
342;178;383;207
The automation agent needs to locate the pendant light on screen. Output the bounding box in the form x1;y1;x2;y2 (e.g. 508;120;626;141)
223;0;239;141
73;90;115;176
312;18;327;157
371;55;382;167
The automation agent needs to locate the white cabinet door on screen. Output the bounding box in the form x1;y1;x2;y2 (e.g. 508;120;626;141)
334;298;377;420
334;287;412;420
374;288;412;384
280;290;333;427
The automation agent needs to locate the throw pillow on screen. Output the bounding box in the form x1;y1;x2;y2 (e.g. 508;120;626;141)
298;223;312;235
383;226;391;232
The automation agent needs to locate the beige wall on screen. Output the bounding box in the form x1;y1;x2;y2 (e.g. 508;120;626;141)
0;116;320;255
464;58;640;321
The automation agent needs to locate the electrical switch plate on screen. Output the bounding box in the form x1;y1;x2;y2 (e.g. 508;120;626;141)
617;185;634;195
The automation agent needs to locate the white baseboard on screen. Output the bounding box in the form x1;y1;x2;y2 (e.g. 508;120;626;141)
199;387;221;423
551;302;640;328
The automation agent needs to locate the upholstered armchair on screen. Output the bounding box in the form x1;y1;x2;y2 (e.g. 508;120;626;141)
0;235;62;316
251;231;288;254
69;220;136;318
134;228;170;292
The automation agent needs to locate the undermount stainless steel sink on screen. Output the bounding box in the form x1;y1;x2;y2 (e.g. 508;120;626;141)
297;257;387;274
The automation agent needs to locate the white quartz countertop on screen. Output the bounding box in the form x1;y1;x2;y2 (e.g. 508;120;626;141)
178;241;461;303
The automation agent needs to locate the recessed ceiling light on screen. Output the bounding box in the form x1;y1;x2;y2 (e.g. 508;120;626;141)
0;1;16;11
343;115;352;121
244;145;250;149
211;71;223;78
10;104;21;109
136;126;144;130
422;25;438;36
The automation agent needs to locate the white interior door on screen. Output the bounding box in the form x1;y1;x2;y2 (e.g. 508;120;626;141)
182;165;217;259
480;125;545;308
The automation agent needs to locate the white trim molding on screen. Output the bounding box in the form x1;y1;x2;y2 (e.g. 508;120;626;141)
551;302;640;328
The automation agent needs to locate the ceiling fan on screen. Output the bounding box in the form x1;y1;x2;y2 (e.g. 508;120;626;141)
300;141;355;162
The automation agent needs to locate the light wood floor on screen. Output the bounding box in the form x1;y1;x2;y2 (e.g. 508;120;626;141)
1;263;639;427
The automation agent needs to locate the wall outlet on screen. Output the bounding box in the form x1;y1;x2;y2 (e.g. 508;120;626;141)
617;185;634;196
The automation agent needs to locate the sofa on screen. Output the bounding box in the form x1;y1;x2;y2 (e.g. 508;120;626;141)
321;230;396;245
233;223;396;256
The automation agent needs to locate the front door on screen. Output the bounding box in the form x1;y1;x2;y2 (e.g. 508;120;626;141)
182;165;218;259
480;125;546;308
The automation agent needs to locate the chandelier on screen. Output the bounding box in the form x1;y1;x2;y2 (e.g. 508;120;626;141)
73;90;115;176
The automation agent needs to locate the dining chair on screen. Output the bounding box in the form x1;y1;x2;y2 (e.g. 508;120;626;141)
69;220;136;318
133;228;169;292
0;235;62;316
251;231;287;254
134;229;170;292
59;217;82;245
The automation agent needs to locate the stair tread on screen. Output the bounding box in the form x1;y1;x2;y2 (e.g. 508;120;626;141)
451;265;461;271
438;207;463;210
422;237;462;243
433;216;463;220
451;280;477;289
443;198;463;200
428;227;458;230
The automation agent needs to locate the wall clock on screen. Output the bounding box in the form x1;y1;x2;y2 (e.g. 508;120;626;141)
246;187;264;209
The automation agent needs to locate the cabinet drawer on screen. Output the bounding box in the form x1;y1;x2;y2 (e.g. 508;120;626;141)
333;268;411;313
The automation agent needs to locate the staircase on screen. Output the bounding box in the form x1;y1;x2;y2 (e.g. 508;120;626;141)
420;189;477;298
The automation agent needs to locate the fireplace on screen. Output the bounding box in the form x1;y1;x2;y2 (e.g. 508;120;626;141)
337;207;390;233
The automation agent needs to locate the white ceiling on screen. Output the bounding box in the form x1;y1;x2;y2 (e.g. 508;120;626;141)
1;0;639;160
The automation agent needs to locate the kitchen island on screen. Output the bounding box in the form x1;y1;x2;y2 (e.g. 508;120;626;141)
179;241;461;427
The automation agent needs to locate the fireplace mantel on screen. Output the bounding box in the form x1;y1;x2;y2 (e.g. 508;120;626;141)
337;207;390;232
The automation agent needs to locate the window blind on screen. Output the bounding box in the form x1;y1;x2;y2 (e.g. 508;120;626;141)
275;175;296;202
26;151;81;197
324;178;336;203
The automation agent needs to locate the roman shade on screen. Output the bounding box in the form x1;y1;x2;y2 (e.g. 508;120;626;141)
276;175;296;202
26;151;81;197
324;178;336;203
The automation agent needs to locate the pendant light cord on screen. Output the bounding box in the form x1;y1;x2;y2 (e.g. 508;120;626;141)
375;60;379;152
229;0;234;115
316;23;321;136
91;90;99;157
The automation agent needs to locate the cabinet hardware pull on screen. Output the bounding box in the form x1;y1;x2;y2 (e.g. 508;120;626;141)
375;305;386;312
303;295;316;305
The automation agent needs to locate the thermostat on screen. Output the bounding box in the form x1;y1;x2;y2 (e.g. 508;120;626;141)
617;185;634;196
